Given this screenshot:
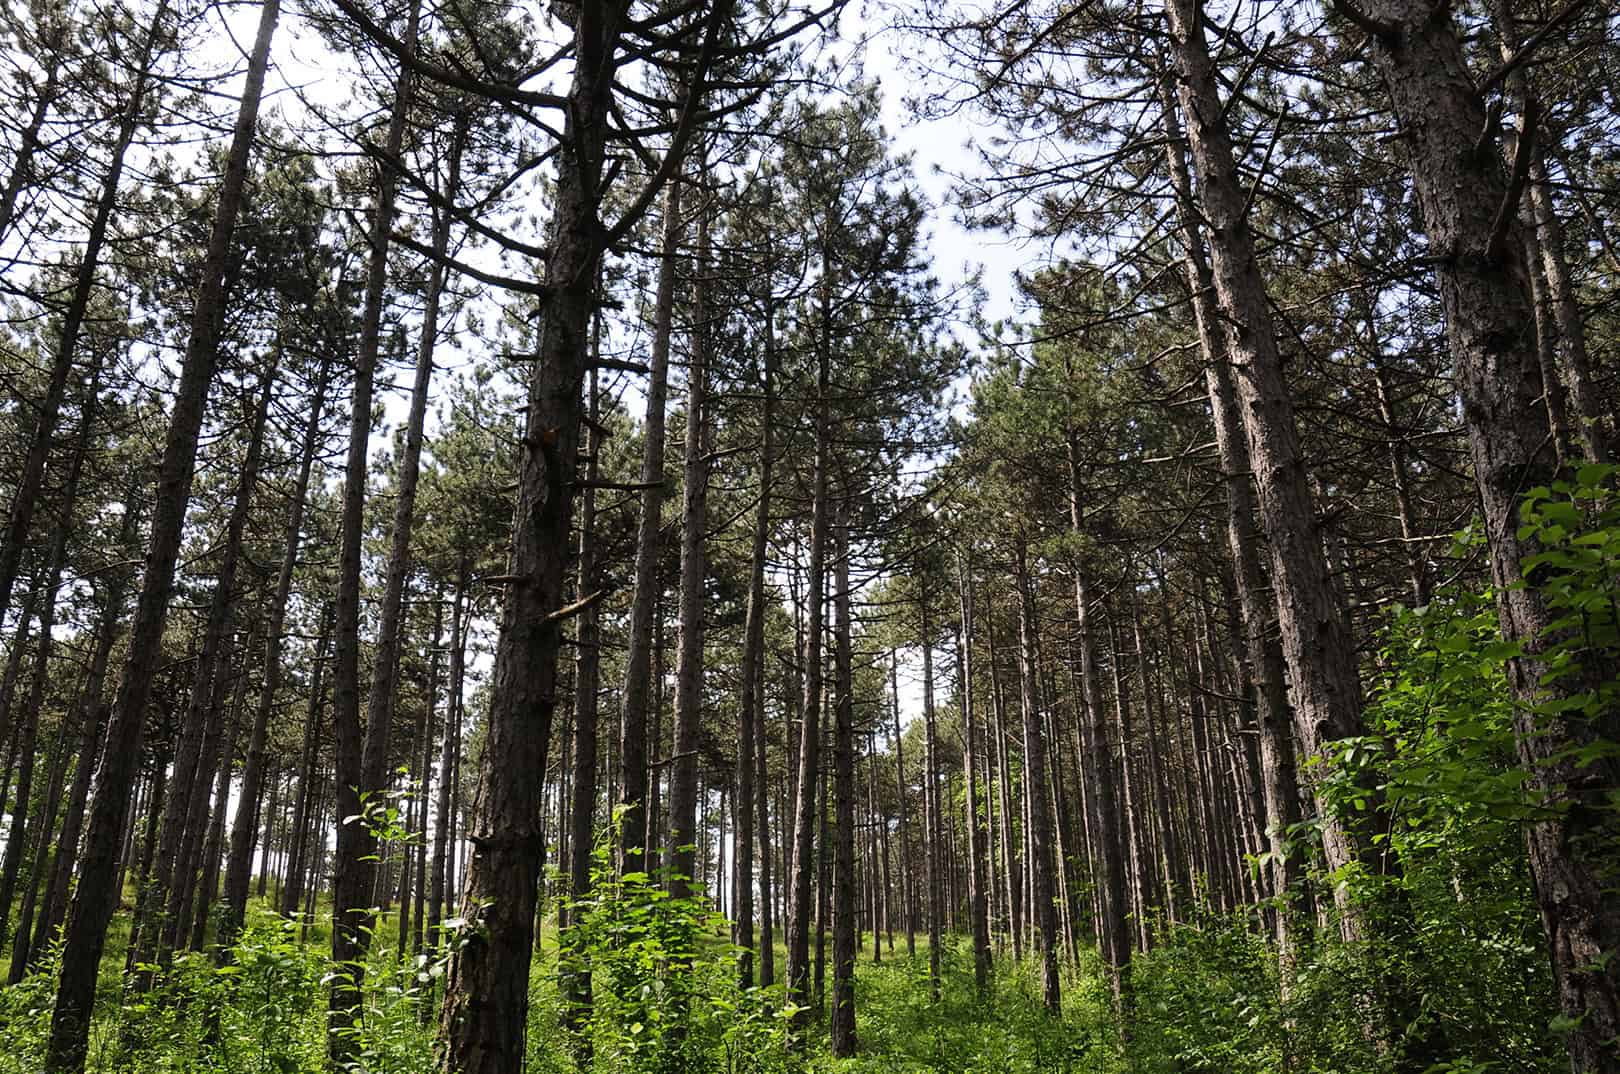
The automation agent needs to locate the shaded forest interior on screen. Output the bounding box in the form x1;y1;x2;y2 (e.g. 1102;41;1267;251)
0;0;1617;1071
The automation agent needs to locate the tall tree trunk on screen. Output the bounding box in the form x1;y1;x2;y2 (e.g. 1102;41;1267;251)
221;350;331;948
44;1;279;1062
956;556;992;992
830;499;857;1056
437;5;631;1069
192;660;250;951
890;652;917;958
281;608;332;917
2;365;105;977
1348;2;1620;1064
785;256;832;1038
667;194;711;908
920;587;943;1002
0;374;96;952
329;2;421;1058
735;298;775;989
619;177;684;872
30;494;135;970
1162;0;1373;938
1014;544;1060;1013
562;363;602;1049
142;364;275;973
754;593;776;988
428;570;468;947
1065;440;1131;1008
988;612;1022;961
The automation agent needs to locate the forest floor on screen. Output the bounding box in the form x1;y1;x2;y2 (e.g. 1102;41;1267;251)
0;883;1566;1073
0;884;1134;1074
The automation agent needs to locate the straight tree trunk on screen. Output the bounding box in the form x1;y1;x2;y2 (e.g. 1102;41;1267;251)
145;366;275;972
221;349;332;948
830;500;857;1056
281;609;332;918
1014;544;1060;1014
0;398;95;950
44;2;280;1062
437;5;644;1068
30;496;136;966
329;3;421;1058
956;557;992;992
2;366;102;975
754;608;775;988
562;362;602;1047
1348;3;1620;1064
890;652;917;958
619;177;684;871
1065;440;1132;1007
667;195;711;907
920;588;943;1002
785;262;832;1037
429;570;468;947
734;300;775;988
1162;0;1373;938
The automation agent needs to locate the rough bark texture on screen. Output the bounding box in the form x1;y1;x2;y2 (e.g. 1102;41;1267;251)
831;502;857;1056
220;350;331;949
619;177;683;871
1164;0;1372;936
956;559;992;993
1350;3;1620;1067
436;5;627;1069
667;197;711;906
785;288;831;1038
44;1;278;1063
1014;546;1061;1014
328;2;420;1059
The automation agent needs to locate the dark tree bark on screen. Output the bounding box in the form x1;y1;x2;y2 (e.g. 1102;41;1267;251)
44;1;281;1063
221;349;332;948
1163;0;1373;937
281;607;332;918
29;494;135;969
1065;440;1132;1007
0;11;66;242
920;587;943;1002
140;364;275;974
667;192;711;907
785;262;832;1038
561;365;602;1048
2;367;100;977
619;177;683;872
890;651;917;958
830;500;857;1056
956;556;992;993
428;569;468;947
1014;544;1060;1013
1347;2;1620;1065
434;0;728;1062
754;576;776;988
734;297;775;988
329;2;420;1058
